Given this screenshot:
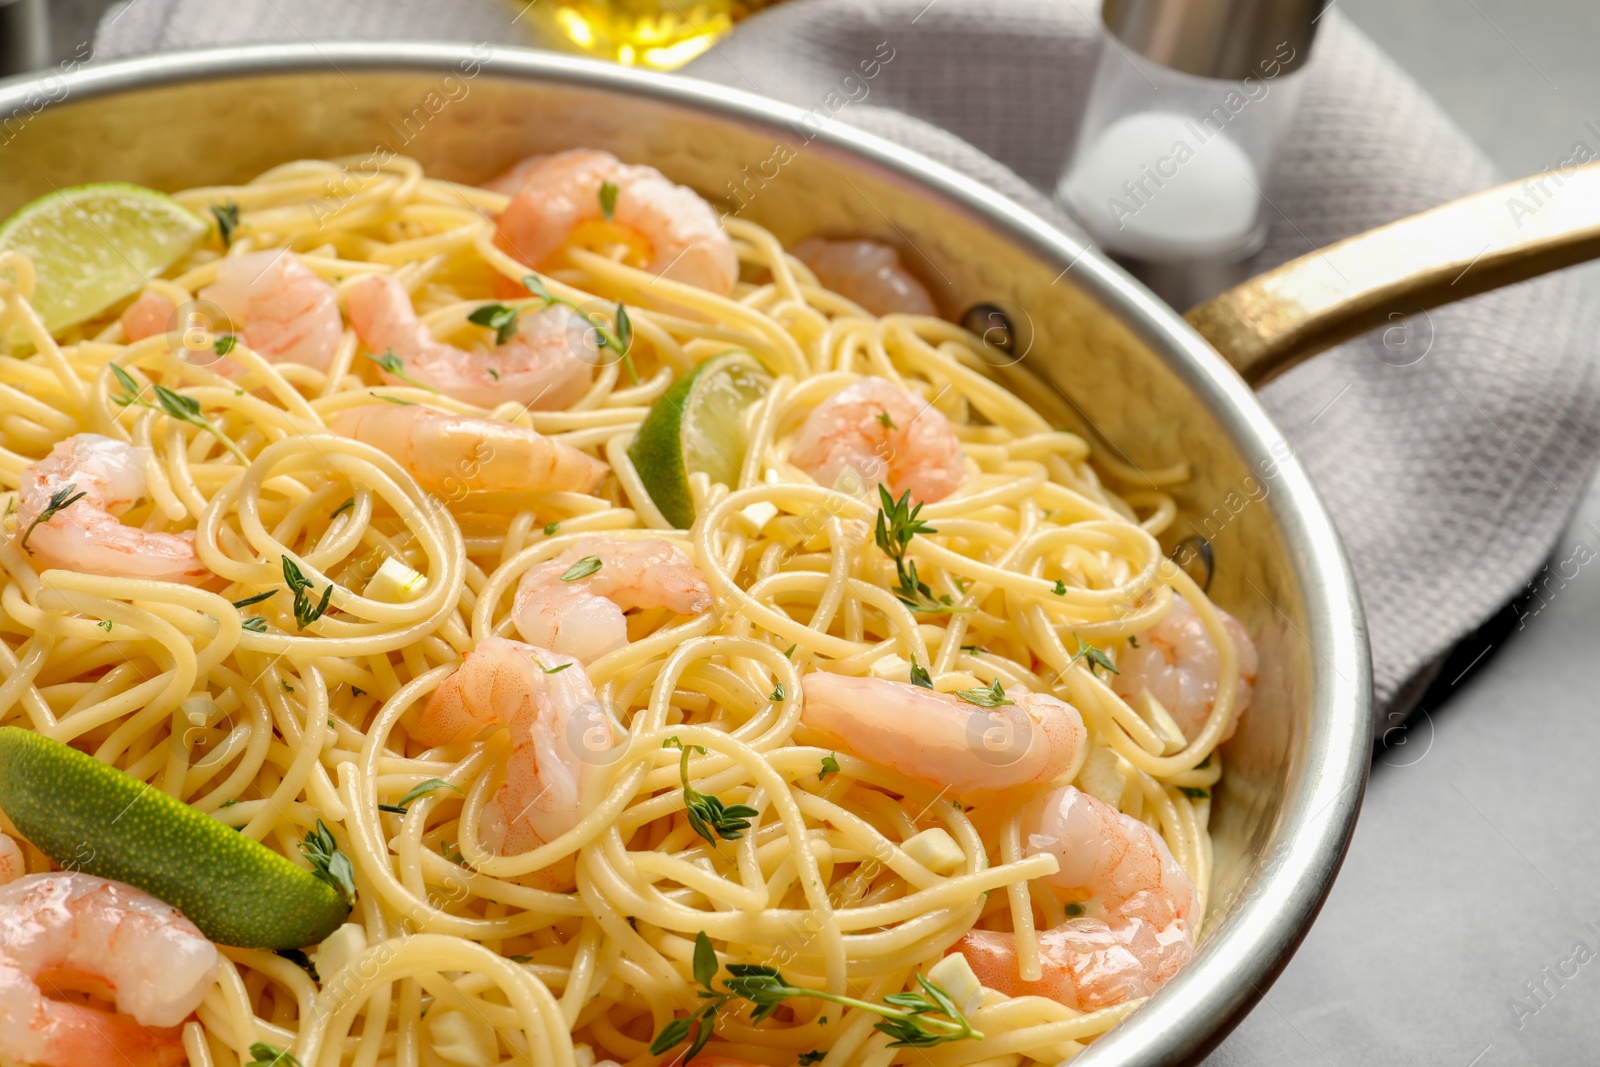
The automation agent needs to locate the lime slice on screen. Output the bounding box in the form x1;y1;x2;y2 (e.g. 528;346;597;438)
0;183;208;334
0;727;350;948
629;351;772;528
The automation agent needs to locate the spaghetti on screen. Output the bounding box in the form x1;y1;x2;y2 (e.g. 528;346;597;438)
0;152;1251;1067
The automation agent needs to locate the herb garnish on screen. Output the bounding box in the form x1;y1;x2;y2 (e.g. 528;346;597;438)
953;678;1014;708
98;619;113;632
875;409;897;429
522;274;638;383
598;180;618;221
381;778;465;816
212;201;241;248
299;820;356;905
818;753;839;780
664;737;759;846
874;485;954;612
908;656;934;689
1052;578;1067;596
282;555;335;630
19;483;86;552
1069;635;1119;675
769;682;784;701
245;1043;302;1067
1179;786;1210;799
231;589;278;609
648;931;724;1059
332;498;356;520
110;365;249;462
213;334;238;357
543;521;560;535
365;350;440;393
560;555;603;582
241;617;269;633
466;303;524;346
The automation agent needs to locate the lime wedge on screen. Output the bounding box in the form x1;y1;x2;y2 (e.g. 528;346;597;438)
0;727;350;948
0;183;208;334
629;350;772;529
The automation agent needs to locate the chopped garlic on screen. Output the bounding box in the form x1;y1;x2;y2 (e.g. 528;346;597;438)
1135;690;1188;754
869;654;912;681
904;827;964;874
736;500;779;536
927;952;987;1017
366;556;427;603
1075;740;1128;808
426;1009;498;1067
310;922;367;980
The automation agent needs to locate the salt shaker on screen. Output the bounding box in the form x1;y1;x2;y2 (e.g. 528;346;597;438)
1057;0;1326;307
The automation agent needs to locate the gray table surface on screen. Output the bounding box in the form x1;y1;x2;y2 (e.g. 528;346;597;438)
31;0;1600;1063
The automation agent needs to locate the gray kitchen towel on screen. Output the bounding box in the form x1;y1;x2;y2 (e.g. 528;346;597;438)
96;0;1600;734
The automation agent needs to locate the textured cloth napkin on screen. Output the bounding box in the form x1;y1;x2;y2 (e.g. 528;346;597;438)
98;0;1600;733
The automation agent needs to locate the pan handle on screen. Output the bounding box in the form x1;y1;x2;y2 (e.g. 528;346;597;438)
1185;161;1600;385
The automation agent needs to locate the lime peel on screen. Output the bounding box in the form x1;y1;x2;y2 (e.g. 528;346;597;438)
0;183;207;334
0;726;350;948
629;351;772;529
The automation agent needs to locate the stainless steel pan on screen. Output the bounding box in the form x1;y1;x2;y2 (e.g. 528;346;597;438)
0;45;1374;1066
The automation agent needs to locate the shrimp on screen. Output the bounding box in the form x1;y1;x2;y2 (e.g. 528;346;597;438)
327;403;608;496
513;537;713;664
0;872;219;1067
798;672;1087;797
346;273;594;411
0;833;23;885
119;291;173;343
197;251;343;372
789;376;965;504
1112;596;1258;742
15;434;207;584
793;238;937;317
415;637;614;855
489;149;739;296
953;785;1194;1011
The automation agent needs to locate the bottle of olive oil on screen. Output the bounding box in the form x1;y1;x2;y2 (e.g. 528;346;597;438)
537;0;778;70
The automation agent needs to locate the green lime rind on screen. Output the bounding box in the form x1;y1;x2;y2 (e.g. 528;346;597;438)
628;351;772;529
0;182;208;334
0;727;349;948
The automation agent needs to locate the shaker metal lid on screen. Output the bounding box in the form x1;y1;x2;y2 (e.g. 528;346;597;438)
1101;0;1326;80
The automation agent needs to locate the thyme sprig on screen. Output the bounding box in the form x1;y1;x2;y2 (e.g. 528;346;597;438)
521;273;637;383
282;556;335;629
19;483;86;552
649;931;982;1055
110;364;249;462
663;738;759;846
874;485;958;613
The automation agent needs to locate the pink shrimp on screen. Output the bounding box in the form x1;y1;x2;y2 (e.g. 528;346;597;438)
793;238;937;316
197;251;343;371
346;274;594;411
0;872;219;1067
327;404;608;496
512;537;713;664
0;833;23;885
15;434;207;584
953;785;1195;1011
798;672;1087;797
1112;597;1258;742
489;149;738;295
789;376;965;504
119;292;173;343
415;638;615;856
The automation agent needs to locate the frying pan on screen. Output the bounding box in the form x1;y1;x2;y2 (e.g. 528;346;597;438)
5;41;1546;1064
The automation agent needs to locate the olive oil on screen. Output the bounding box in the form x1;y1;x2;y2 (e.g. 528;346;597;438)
543;0;776;70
